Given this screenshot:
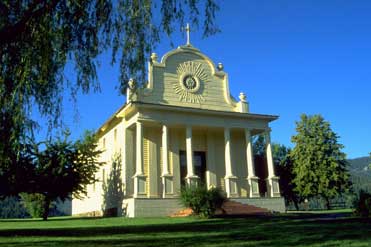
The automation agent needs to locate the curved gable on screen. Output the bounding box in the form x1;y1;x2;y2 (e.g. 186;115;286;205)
138;45;242;112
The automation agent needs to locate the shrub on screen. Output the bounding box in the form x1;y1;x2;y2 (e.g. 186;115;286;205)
19;193;61;218
19;193;46;218
353;190;371;217
180;184;225;218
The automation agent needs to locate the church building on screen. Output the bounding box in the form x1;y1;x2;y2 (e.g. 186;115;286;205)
72;30;285;217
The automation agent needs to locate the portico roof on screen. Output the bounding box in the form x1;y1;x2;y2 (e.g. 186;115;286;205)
97;101;278;136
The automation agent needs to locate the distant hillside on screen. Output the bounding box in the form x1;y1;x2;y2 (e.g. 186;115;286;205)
347;156;371;193
348;156;371;172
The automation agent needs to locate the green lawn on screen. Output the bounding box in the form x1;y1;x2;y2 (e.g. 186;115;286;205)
0;212;370;247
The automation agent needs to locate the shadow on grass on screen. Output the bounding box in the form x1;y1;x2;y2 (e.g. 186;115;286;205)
0;216;102;223
1;215;371;247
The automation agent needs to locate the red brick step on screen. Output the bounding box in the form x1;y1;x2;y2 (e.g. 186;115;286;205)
170;200;271;217
217;200;271;216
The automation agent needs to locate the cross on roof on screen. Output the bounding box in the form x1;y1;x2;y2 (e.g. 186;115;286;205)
184;23;191;45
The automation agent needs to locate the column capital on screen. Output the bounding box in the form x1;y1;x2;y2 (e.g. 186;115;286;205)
264;127;272;134
244;128;252;136
264;128;272;143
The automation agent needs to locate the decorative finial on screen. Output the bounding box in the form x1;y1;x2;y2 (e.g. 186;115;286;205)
151;52;158;63
217;63;224;71
128;78;136;90
239;92;247;102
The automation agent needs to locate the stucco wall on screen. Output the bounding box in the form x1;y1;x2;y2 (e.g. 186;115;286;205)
72;121;125;216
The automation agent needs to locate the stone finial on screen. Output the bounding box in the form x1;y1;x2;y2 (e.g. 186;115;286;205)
128;78;136;90
239;92;247;102
151;52;158;63
217;62;224;71
237;92;249;113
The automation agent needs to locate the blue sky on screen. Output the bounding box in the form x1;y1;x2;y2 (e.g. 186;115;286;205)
50;0;371;159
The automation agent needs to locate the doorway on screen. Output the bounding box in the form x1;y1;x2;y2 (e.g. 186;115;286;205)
179;151;206;186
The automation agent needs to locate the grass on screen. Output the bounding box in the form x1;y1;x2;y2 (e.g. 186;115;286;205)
0;212;370;246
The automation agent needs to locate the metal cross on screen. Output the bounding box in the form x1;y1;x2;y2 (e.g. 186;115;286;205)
185;23;190;45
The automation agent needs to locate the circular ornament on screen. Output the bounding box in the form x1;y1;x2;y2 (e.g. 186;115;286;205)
180;73;200;93
172;61;210;103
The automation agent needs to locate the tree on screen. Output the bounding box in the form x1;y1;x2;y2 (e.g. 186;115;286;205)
268;143;302;210
253;136;302;208
29;131;103;220
0;0;219;197
0;196;28;218
290;114;351;209
275;151;302;210
253;135;266;156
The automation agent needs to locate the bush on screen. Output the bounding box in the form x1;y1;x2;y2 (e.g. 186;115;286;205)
353;190;371;217
19;193;46;218
180;184;225;218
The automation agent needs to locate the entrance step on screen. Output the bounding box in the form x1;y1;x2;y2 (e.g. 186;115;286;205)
170;208;193;217
170;200;271;217
217;200;271;216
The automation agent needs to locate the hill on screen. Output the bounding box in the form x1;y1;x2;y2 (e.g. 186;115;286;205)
348;156;371;172
347;156;371;193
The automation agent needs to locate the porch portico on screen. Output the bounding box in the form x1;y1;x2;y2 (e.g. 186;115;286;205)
123;102;281;201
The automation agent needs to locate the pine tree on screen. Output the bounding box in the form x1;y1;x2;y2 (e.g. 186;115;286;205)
290;114;351;209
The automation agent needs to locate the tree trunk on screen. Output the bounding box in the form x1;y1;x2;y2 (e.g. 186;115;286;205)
325;197;331;210
293;199;299;211
42;196;51;221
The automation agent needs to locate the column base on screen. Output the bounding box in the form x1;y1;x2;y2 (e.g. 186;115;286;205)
247;176;260;198
186;175;199;187
266;176;280;198
225;175;238;198
133;174;147;198
161;174;174;198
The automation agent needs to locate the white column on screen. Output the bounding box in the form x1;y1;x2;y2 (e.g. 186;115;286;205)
265;128;280;197
133;121;145;198
186;126;194;177
245;129;260;197
245;129;255;177
265;129;275;179
224;128;236;197
161;125;173;197
186;126;198;186
135;121;143;175
224;128;233;177
162;125;169;175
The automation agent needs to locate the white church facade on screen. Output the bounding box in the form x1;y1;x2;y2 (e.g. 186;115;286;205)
72;37;285;217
